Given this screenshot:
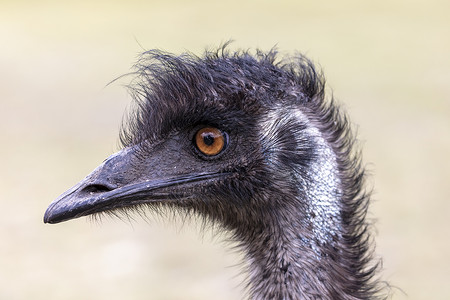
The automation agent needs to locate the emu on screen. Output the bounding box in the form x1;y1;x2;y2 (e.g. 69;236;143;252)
44;47;386;299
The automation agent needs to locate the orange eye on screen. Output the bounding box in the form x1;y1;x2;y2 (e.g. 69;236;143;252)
195;127;226;156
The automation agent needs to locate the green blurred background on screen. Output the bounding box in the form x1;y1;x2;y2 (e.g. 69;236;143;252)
1;0;449;299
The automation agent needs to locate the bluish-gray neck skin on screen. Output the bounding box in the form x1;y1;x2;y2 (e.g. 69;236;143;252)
243;105;344;299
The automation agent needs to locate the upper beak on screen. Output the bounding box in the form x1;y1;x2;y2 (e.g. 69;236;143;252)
44;145;228;224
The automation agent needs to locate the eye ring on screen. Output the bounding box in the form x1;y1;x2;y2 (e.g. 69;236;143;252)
194;127;227;156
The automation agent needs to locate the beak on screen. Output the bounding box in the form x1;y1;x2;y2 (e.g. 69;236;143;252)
44;144;228;224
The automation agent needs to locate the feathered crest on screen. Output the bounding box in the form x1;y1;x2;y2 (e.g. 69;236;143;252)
120;45;323;147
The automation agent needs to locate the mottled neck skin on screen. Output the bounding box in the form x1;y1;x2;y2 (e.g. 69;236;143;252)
242;209;343;300
243;220;330;299
236;106;373;299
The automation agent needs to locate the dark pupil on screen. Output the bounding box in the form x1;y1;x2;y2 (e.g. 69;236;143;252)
203;134;215;146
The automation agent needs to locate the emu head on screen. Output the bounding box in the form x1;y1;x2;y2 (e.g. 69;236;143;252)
44;49;336;231
44;48;380;299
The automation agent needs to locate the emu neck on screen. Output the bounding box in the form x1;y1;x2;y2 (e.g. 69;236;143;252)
244;107;350;299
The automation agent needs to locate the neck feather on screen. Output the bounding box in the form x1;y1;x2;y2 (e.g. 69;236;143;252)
241;105;381;299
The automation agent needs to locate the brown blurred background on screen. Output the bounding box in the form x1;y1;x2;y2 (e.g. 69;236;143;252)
1;0;449;299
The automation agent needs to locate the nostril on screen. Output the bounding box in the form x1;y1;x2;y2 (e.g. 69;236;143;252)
82;184;115;194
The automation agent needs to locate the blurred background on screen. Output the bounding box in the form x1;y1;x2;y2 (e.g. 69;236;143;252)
1;0;449;299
